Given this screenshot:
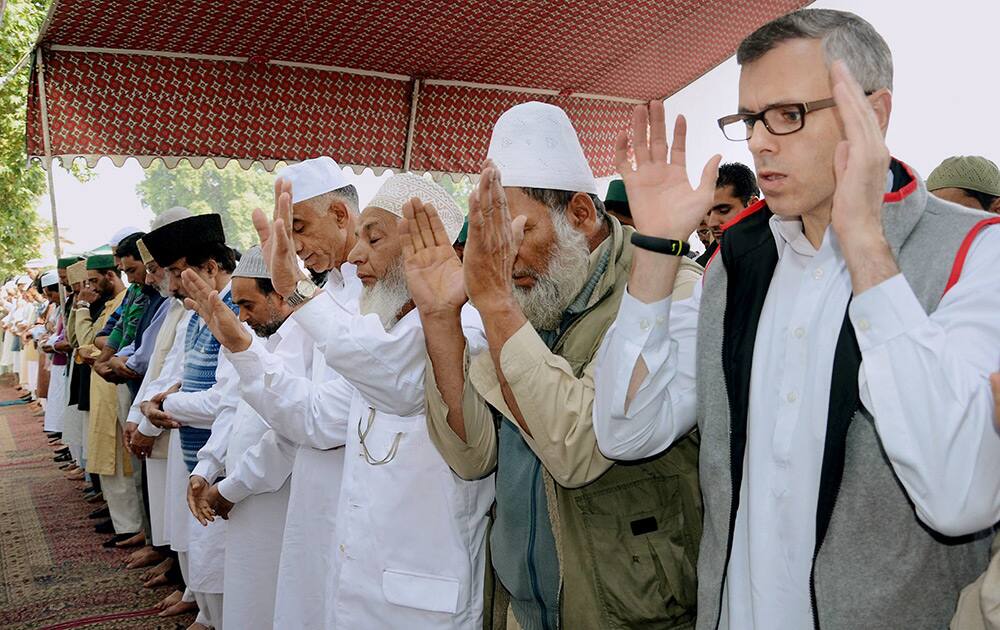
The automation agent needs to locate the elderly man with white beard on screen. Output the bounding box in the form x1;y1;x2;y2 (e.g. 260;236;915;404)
183;172;495;629
413;101;704;629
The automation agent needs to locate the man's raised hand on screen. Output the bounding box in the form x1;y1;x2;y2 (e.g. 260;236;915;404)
252;178;305;298
181;269;251;354
400;197;467;319
615;100;721;242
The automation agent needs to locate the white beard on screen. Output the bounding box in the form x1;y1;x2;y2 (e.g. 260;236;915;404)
359;258;410;330
513;211;591;331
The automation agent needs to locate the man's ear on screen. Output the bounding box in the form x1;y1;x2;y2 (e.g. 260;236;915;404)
566;192;598;230
989;197;1000;215
870;89;893;136
329;199;350;228
746;195;760;208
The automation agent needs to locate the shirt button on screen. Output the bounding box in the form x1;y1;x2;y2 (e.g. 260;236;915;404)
639;319;651;331
655;315;666;326
794;327;806;339
339;544;346;553
813;268;824;280
786;391;798;403
857;318;871;331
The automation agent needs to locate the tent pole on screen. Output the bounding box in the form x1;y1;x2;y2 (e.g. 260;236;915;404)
403;78;421;171
35;47;66;302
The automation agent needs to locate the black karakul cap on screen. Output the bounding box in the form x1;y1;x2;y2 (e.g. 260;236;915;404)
142;214;227;267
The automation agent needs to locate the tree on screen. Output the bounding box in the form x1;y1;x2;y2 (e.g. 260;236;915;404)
0;0;49;278
136;161;276;252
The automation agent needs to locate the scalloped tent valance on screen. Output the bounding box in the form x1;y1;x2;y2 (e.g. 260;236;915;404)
19;0;809;178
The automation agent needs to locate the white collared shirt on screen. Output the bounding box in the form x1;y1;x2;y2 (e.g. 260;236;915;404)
593;215;1000;629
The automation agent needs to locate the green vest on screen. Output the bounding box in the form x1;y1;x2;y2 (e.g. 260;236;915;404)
542;218;703;629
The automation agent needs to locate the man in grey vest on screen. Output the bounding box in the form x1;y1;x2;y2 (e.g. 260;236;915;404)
593;8;1000;630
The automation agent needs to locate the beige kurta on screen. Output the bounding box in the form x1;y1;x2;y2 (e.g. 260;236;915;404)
79;290;127;476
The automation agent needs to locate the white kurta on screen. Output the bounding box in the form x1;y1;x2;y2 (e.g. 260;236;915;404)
214;319;304;630
229;284;495;629
593;218;1000;630
42;361;68;432
135;310;194;547
223;271;358;630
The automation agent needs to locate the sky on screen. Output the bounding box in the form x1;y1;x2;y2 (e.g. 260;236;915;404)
33;0;1000;257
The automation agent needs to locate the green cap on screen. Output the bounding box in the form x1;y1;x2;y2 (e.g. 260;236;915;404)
57;255;83;269
604;179;630;218
455;217;469;245
85;254;116;270
926;156;1000;196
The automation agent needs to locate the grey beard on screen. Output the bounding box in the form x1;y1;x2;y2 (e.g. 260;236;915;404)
359;258;410;330
513;211;591;331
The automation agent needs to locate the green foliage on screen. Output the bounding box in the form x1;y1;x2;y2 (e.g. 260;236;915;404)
437;176;474;214
0;0;50;278
135;161;276;252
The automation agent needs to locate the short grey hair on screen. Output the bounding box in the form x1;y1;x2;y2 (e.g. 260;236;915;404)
519;188;607;221
305;184;360;215
737;9;893;92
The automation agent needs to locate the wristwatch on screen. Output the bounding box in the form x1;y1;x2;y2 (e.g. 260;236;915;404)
286;278;319;307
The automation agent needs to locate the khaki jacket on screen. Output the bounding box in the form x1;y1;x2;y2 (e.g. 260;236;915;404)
427;219;704;629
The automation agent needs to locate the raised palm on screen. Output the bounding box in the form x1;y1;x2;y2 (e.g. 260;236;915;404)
252;178;304;298
400;198;467;317
181;269;251;353
616;101;721;241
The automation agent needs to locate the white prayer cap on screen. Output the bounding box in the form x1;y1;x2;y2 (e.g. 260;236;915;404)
15;275;31;286
280;157;351;204
40;270;59;288
109;226;144;247
487;101;597;195
366;173;465;244
232;245;270;280
151;206;193;230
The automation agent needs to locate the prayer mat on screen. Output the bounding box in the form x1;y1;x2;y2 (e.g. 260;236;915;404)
0;378;194;629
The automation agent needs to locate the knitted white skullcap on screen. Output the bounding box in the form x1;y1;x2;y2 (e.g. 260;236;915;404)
280;157;352;204
366;173;465;244
232;245;271;280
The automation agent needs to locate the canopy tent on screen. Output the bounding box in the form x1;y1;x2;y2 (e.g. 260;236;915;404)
20;0;808;178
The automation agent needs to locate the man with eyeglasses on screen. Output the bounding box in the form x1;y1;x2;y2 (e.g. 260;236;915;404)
184;172;494;629
593;8;1000;630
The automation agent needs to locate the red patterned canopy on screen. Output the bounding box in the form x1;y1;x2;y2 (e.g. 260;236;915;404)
23;0;808;176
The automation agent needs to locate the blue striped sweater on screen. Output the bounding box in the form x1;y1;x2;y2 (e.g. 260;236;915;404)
179;287;239;473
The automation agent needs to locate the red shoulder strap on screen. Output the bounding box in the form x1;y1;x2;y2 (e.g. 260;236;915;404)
943;216;1000;296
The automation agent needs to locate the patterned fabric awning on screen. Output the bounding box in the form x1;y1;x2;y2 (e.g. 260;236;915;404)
23;0;809;176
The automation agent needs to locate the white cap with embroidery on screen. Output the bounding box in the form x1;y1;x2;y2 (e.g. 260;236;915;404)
487;101;597;195
367;172;465;244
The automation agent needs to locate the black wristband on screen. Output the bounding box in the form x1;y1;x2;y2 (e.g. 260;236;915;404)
630;232;691;257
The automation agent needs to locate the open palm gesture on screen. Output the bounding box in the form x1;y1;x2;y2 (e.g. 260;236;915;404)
400;197;467;318
252;178;306;298
616;100;721;241
181;269;251;353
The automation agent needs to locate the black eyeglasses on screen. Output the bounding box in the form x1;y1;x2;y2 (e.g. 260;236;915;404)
717;93;873;141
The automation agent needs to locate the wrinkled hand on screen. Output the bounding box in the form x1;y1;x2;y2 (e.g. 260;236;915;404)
187;476;215;526
615;100;721;241
95;360;122;383
109;356;140;380
141;385;181;429
400;197;467;318
205;485;234;520
129;423;155;457
252;178;307;298
463;161;526;310
181;269;251;353
829;61;891;245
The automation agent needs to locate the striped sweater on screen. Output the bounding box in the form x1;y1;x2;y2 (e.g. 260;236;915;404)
179;287;238;472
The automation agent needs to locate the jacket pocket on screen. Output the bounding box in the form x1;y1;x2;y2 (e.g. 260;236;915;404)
574;477;699;627
381;568;461;614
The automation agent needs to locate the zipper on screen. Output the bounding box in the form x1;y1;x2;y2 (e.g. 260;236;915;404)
526;456;553;630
